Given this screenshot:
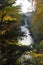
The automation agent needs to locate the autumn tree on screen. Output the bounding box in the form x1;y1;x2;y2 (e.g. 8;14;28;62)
0;0;24;44
0;0;32;65
31;0;43;44
30;0;43;54
0;0;25;65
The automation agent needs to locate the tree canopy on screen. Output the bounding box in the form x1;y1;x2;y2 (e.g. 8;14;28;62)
31;0;43;43
0;1;25;65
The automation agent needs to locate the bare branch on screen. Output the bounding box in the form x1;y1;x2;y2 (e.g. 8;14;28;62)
0;1;15;9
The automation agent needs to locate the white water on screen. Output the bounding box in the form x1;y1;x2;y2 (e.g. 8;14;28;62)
13;0;35;64
18;18;34;64
12;0;35;45
18;51;33;65
12;0;35;13
18;18;33;45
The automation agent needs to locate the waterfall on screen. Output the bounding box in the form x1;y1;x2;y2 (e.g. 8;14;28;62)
18;17;33;46
18;16;34;65
24;18;28;27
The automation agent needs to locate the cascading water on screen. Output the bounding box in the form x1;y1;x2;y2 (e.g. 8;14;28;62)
18;17;34;64
13;0;35;64
18;17;33;46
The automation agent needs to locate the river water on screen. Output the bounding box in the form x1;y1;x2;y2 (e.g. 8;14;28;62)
18;51;33;65
15;0;35;64
18;16;33;46
18;15;34;65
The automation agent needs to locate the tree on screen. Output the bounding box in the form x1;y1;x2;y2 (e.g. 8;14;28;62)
0;0;15;9
31;0;43;44
0;0;25;65
0;0;23;44
0;0;31;65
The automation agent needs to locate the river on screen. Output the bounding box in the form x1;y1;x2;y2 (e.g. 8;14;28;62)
14;0;35;64
18;15;33;46
17;15;34;65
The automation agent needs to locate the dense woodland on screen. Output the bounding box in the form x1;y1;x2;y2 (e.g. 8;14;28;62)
0;0;43;65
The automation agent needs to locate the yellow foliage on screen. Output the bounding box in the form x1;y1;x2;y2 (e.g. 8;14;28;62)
0;30;6;35
28;52;43;58
40;40;43;45
5;40;17;44
0;5;22;26
4;16;16;21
